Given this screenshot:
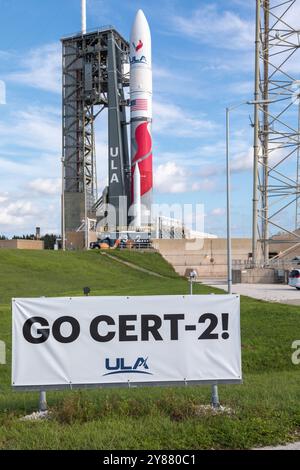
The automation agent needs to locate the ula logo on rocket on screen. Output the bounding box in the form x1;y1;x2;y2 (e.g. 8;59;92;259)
133;40;143;52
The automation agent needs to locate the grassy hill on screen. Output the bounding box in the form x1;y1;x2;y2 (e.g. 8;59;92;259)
0;249;299;449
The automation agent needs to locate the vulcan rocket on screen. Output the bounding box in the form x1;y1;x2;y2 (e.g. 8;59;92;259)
130;10;153;228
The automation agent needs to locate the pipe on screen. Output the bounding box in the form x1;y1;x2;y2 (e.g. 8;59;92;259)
133;163;142;229
82;0;87;34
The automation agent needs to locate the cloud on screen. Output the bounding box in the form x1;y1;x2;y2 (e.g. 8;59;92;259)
7;43;61;93
89;0;113;23
0;98;108;234
0;79;6;105
27;178;61;196
0;198;38;228
153;100;217;138
229;143;288;175
210;207;226;216
0;193;60;234
156;138;254;177
0;193;8;204
153;64;206;99
228;80;253;96
277;1;300;31
172;4;254;50
0;106;61;154
231;147;253;172
154;161;216;194
155;162;188;193
0;154;59;185
153;65;172;79
0;106;62;230
0;156;37;177
6;200;38;217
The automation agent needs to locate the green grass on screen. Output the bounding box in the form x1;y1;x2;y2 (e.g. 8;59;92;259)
106;250;180;278
0;249;300;449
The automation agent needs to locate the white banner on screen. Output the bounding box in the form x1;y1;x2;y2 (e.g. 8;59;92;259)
12;295;241;389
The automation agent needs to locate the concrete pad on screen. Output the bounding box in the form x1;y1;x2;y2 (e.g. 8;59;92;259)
201;281;300;305
255;442;300;450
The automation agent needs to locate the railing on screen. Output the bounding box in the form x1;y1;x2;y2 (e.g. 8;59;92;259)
61;25;116;40
119;239;153;250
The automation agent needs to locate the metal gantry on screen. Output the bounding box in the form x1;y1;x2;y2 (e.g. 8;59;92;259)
253;0;300;264
61;27;130;245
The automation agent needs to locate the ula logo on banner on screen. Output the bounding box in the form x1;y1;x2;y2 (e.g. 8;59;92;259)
104;357;152;376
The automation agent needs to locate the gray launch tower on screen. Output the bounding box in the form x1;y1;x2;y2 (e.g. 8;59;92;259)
61;27;130;247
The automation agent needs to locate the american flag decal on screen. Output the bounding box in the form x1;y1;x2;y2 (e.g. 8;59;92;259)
131;99;148;112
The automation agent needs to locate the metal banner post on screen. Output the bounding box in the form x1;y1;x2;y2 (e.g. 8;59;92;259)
189;272;220;408
39;391;47;412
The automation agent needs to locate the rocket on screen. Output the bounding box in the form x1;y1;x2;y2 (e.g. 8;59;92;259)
130;10;153;228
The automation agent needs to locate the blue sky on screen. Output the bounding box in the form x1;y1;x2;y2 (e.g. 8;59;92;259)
0;0;267;237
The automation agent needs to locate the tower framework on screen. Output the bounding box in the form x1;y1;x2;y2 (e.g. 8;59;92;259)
61;27;130;247
253;0;300;264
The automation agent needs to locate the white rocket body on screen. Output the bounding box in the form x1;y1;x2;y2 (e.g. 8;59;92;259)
130;10;153;228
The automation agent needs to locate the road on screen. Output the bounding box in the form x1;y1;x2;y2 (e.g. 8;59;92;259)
202;280;300;305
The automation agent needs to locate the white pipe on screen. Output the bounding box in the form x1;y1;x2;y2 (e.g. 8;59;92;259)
133;164;141;229
82;0;87;34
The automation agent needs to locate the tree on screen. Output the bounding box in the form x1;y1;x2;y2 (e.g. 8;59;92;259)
12;234;35;240
42;234;58;250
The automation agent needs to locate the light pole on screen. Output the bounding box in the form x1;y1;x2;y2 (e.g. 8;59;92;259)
189;270;197;295
226;101;254;293
226;107;233;294
226;103;249;294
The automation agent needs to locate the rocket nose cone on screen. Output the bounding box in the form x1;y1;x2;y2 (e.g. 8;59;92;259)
136;9;146;20
132;9;149;28
130;8;151;60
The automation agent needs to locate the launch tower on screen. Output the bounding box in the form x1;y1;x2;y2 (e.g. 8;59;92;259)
61;27;130;247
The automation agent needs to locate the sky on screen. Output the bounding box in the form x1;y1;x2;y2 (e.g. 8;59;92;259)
0;0;295;238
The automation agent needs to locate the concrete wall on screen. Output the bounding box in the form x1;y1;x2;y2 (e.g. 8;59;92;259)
153;238;252;278
240;268;276;284
66;231;97;250
64;193;86;232
64;193;97;233
269;241;300;261
268;229;300;260
0;240;44;250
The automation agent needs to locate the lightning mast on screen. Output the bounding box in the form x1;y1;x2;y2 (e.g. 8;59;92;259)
82;0;87;34
253;0;300;265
